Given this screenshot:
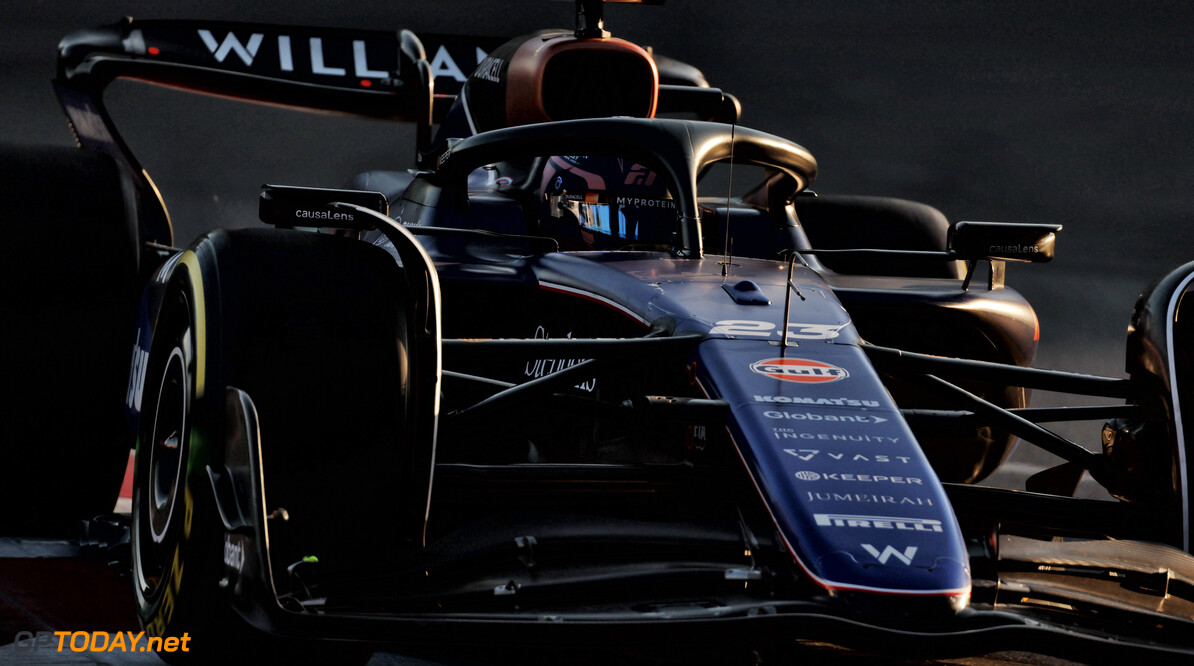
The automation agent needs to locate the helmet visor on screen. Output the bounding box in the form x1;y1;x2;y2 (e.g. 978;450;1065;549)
549;192;676;246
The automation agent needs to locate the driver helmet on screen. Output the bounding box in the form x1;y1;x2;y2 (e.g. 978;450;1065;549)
539;155;676;251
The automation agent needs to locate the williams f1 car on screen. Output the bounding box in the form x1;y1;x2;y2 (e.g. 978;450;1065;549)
6;0;1194;662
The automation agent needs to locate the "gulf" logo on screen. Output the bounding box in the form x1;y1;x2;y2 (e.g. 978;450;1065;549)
750;358;849;383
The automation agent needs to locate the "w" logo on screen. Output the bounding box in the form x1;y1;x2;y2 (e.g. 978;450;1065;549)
198;30;264;66
861;544;918;565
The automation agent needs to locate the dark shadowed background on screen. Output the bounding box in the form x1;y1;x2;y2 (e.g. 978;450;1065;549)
3;2;1192;664
5;0;1192;484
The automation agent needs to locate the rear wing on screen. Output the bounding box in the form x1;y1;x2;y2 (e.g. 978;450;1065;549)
54;18;733;245
55;19;439;244
57;19;435;118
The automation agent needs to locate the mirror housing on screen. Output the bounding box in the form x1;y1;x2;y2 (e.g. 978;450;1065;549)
259;184;388;229
950;221;1062;263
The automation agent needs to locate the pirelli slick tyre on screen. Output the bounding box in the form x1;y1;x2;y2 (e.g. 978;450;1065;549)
1120;261;1194;553
133;228;414;662
0;145;140;534
131;263;223;663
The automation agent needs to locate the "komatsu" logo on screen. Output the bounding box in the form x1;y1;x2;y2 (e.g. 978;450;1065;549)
754;395;881;408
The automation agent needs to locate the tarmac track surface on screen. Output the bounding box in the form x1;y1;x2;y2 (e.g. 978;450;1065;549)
2;1;1191;663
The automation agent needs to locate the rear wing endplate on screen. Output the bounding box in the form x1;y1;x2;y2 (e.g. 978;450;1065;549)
55;19;435;244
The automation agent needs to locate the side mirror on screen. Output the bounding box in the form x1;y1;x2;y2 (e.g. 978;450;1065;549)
259;184;388;229
949;221;1062;263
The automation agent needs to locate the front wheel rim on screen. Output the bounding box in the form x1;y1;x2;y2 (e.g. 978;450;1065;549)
148;346;188;544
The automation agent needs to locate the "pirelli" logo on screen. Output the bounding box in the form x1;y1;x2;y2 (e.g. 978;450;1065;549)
812;513;943;532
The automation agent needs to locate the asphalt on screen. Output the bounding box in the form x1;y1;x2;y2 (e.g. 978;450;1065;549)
2;1;1190;662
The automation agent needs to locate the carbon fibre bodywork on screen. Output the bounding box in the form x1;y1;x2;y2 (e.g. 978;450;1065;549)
43;4;1194;662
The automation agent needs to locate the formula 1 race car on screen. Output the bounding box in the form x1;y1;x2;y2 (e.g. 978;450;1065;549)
6;0;1194;662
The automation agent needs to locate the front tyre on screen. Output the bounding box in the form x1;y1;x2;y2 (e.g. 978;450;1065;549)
130;268;331;663
131;230;406;662
131;271;216;656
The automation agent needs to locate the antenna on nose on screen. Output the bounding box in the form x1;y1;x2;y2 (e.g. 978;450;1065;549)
575;0;610;38
574;0;665;39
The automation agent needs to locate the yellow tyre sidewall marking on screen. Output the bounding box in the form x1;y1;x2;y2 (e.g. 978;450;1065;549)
178;251;206;401
148;253;204;638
